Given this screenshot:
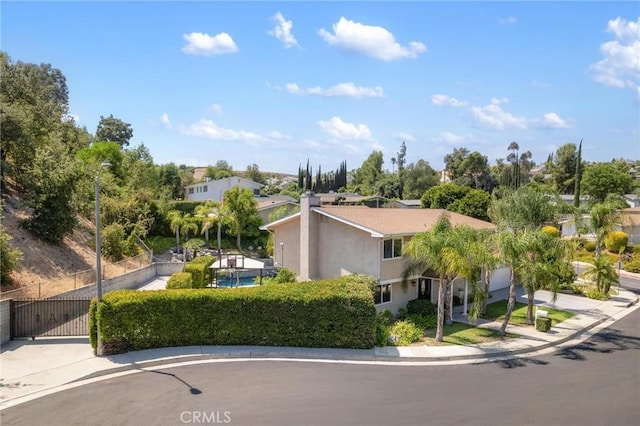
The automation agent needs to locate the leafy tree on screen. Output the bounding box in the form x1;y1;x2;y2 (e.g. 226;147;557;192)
76;141;124;181
549;143;578;194
588;201;619;257
205;161;234;180
0;223;23;286
20;141;81;244
1;52;70;188
448;189;491;221
582;162;633;203
421;183;470;209
459;151;491;189
402;160;439;199
245;163;266;185
158;163;182;199
375;174;401;199
222;186;261;248
101;223;126;261
444;147;470;181
352;151;384;196
122;143;157;193
95;114;133;148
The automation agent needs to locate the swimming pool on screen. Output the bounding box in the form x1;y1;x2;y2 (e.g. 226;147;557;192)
215;276;261;288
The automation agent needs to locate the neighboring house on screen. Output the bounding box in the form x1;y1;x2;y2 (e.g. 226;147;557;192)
619;207;640;244
386;199;421;209
184;176;263;202
623;194;640;208
261;192;509;314
256;196;298;224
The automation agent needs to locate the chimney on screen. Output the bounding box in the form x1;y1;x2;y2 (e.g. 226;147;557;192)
299;191;321;281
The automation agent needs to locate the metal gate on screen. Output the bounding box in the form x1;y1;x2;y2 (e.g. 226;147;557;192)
11;298;91;338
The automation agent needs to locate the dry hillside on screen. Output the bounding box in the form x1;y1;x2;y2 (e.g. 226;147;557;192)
1;184;101;297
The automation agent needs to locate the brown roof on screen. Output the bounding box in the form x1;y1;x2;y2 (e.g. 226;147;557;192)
315;206;495;236
256;199;297;210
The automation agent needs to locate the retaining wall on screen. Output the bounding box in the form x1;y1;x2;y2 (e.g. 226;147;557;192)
50;262;184;299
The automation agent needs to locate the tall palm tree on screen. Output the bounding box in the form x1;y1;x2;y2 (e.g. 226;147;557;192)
588;202;618;258
403;213;458;342
195;201;220;249
517;231;573;324
494;229;526;336
168;210;184;253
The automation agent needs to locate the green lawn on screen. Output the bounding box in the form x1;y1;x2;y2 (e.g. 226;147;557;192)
423;322;519;346
145;236;176;255
484;300;576;326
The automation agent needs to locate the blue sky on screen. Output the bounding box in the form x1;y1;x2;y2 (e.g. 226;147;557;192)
3;1;639;175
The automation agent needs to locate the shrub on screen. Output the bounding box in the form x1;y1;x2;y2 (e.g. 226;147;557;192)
584;241;596;252
604;231;628;253
375;322;390;347
260;267;297;285
396;307;408;320
167;272;193;289
378;309;394;326
541;225;560;238
406;314;437;330
388;320;423;346
624;258;640;273
535;317;552;332
585;289;608;300
0;226;22;286
184;255;215;288
571;237;588;249
632;244;640;254
101;223;126;261
91;274;377;354
406;298;436;317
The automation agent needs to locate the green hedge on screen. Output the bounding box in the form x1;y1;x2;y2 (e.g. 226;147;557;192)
535;317;552;332
91;274;377;354
167;272;193;289
184;255;215;288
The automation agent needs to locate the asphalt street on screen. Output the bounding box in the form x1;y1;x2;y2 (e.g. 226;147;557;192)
2;310;639;426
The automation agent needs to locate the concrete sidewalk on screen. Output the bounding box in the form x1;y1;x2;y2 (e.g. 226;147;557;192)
1;288;637;410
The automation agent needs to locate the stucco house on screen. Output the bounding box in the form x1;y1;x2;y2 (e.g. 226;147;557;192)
184;176;262;202
619;207;640;244
261;192;509;314
256;196;298;224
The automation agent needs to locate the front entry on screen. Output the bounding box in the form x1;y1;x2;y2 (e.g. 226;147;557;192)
418;278;432;301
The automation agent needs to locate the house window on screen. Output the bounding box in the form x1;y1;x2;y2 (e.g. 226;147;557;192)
374;284;392;304
189;188;194;194
383;238;402;259
203;185;208;192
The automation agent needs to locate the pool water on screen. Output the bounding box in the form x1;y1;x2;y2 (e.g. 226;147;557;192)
215;276;261;288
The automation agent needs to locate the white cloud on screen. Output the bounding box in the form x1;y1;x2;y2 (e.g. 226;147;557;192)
161;113;171;128
589;17;640;96
183;119;265;143
538;112;573;129
431;94;468;107
317;116;372;140
208;104;223;115
182;32;238;56
268;12;298;48
318;17;426;61
490;97;509;105
393;132;416;142
471;102;527;130
431;132;470;145
530;80;551;89
286;82;384;98
498;16;517;25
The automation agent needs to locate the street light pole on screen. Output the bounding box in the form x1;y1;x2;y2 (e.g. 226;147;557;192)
95;162;110;357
